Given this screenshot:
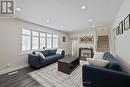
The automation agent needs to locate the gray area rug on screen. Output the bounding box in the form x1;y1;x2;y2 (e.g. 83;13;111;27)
29;61;87;87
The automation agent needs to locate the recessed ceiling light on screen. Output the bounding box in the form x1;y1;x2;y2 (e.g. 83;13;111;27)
81;6;86;10
88;19;92;22
60;26;64;28
92;25;96;28
46;19;50;23
16;8;21;11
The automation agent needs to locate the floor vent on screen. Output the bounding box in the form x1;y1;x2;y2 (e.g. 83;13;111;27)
8;71;18;76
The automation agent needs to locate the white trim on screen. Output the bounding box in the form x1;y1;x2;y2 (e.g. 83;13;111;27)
0;64;29;75
21;28;59;52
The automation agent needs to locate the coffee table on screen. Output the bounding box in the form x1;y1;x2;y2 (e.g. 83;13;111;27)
58;55;80;74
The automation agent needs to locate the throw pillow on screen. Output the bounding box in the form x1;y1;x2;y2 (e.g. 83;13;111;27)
87;58;109;68
41;50;49;57
56;49;63;55
35;52;45;59
93;52;104;59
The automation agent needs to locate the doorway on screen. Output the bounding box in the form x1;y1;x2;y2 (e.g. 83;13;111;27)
72;39;78;56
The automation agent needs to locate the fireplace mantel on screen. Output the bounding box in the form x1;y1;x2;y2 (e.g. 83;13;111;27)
79;47;94;58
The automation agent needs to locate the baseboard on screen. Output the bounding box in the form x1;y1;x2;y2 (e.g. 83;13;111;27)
0;64;29;75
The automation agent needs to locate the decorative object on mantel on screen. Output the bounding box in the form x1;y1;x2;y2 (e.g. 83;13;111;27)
119;21;123;34
124;14;130;31
116;26;119;36
80;35;94;44
62;36;66;42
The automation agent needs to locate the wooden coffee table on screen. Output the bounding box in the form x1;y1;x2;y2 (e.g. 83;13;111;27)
58;55;80;74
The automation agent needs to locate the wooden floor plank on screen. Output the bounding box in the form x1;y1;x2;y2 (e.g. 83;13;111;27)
0;67;43;87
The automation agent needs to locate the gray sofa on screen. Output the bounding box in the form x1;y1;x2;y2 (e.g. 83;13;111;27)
28;49;65;69
82;52;130;87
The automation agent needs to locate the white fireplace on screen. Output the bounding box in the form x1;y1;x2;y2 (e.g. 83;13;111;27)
79;48;94;58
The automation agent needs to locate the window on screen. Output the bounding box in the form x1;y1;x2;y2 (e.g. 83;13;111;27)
47;34;52;48
22;29;31;51
32;31;39;50
40;33;46;49
21;28;59;51
53;34;58;48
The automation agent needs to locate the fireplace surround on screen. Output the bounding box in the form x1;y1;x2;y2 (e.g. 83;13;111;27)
79;47;94;59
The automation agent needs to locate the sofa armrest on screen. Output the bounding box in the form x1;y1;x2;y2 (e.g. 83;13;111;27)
82;65;130;87
28;54;42;68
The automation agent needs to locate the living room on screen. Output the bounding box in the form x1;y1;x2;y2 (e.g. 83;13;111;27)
0;0;130;87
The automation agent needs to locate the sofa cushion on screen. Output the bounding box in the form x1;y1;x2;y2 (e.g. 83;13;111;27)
103;52;122;71
87;58;109;68
48;49;57;56
41;50;49;57
35;52;45;59
103;52;111;60
52;54;62;59
44;54;62;62
46;54;62;60
56;49;63;55
106;59;122;71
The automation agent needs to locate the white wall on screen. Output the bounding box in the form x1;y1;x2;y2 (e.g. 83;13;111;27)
96;26;110;36
111;0;130;73
0;18;71;74
69;30;96;56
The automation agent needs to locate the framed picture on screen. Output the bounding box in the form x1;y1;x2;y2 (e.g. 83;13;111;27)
124;14;130;30
112;28;116;39
116;26;119;35
80;36;94;44
119;21;123;34
62;36;66;42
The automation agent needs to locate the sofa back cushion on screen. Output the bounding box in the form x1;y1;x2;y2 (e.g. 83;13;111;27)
48;49;57;56
40;50;49;57
103;52;122;71
33;49;57;57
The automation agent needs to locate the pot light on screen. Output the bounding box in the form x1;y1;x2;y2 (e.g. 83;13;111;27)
88;19;92;22
60;26;64;28
81;6;86;10
46;19;50;23
92;25;95;28
68;29;72;31
16;8;21;11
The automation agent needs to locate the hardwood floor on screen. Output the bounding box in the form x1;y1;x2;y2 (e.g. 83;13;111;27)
0;67;43;87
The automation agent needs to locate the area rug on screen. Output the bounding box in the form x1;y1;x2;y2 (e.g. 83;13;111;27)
29;61;87;87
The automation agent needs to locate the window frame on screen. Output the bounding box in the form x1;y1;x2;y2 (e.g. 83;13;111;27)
52;34;59;48
46;33;53;48
21;28;32;52
21;28;59;52
39;32;46;49
32;31;40;50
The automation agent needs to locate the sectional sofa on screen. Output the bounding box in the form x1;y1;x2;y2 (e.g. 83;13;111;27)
82;52;130;87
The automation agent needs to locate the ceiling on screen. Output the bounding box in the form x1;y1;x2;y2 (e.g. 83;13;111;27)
15;0;124;33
